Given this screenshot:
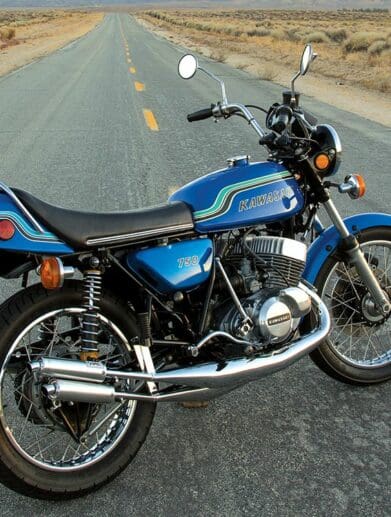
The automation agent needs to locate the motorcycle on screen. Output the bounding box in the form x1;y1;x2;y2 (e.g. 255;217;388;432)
0;44;389;499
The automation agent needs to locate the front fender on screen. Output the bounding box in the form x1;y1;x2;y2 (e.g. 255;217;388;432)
303;212;391;284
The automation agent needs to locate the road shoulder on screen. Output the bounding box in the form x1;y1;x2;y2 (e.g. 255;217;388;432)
0;12;104;78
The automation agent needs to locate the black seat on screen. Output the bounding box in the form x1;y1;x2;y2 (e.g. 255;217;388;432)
13;189;194;249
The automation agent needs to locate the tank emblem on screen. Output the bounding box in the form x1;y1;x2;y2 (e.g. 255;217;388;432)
239;186;294;212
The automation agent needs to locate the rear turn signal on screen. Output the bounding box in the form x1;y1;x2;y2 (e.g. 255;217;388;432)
0;220;15;240
40;258;75;289
40;258;63;290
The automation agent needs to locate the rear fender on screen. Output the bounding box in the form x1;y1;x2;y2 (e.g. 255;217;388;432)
0;250;35;279
303;212;391;284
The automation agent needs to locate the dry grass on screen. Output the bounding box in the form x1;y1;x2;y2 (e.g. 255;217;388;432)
140;8;391;93
0;10;93;50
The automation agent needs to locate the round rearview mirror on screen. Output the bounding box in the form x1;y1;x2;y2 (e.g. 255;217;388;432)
178;54;198;80
300;44;315;76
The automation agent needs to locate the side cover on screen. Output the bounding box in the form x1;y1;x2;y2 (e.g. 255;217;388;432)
169;160;304;232
126;238;213;294
0;192;73;254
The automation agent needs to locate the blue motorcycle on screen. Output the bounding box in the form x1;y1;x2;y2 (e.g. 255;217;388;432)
0;45;389;499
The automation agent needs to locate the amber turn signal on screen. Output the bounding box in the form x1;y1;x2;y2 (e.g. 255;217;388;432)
351;174;366;198
40;257;63;290
314;153;330;171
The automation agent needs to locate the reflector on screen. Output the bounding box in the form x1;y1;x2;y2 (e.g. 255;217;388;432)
0;220;15;240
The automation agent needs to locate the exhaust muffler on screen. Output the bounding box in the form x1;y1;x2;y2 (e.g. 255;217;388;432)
43;380;115;403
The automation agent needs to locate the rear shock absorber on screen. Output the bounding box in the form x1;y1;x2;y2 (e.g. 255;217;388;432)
80;258;102;361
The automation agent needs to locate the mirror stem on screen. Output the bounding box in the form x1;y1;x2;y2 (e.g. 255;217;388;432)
199;66;228;104
290;71;300;106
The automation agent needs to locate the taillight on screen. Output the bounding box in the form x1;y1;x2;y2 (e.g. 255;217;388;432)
0;220;15;240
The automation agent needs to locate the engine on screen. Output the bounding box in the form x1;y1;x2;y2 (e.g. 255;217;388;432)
218;236;312;345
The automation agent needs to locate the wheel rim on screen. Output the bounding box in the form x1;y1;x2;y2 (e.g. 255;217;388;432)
0;308;138;472
322;240;391;368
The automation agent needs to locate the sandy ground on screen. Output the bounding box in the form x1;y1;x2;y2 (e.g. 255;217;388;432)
0;12;104;78
137;16;391;128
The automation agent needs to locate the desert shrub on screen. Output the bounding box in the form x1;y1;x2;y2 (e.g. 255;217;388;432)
210;49;226;62
360;71;390;93
286;28;301;42
305;31;330;43
247;28;270;37
368;39;389;55
260;63;278;81
326;28;348;42
0;27;15;40
344;31;385;52
270;29;285;40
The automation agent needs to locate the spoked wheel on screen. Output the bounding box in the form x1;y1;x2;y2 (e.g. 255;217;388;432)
0;282;155;499
310;227;391;385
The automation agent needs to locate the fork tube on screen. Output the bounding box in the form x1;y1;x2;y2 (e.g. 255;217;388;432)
323;199;390;314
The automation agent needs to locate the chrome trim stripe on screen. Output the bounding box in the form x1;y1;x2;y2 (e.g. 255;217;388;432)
86;222;194;246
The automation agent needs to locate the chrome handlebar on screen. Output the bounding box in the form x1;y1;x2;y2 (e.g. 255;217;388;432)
212;103;266;139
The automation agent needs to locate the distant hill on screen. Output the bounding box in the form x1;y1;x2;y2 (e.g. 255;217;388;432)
0;0;389;9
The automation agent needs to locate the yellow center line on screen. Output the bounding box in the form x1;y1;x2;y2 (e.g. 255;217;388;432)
127;58;132;64
129;66;136;74
134;81;145;92
143;110;159;132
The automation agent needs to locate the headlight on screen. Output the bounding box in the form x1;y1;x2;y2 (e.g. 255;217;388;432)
313;124;342;177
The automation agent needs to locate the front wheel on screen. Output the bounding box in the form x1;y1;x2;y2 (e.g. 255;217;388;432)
310;227;391;385
0;282;155;499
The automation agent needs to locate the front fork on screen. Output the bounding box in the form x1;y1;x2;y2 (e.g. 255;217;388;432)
323;199;391;316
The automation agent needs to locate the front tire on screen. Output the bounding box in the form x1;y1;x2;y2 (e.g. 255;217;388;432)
310;227;391;385
0;282;156;499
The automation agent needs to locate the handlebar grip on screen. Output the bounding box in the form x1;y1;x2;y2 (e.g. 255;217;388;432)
187;107;214;122
271;106;292;133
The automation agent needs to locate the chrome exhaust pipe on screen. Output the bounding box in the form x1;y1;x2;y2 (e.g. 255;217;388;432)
33;283;330;391
42;380;233;403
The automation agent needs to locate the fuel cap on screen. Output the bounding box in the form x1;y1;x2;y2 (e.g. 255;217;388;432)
227;155;250;168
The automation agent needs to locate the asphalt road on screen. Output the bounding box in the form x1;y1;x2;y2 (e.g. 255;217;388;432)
0;13;390;517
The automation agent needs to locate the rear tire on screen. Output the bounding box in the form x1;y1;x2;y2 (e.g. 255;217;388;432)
0;282;156;499
310;227;391;385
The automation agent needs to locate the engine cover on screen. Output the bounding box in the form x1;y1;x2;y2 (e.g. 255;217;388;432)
219;286;312;344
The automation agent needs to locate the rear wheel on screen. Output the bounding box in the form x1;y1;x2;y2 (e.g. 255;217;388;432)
310;227;391;385
0;282;155;499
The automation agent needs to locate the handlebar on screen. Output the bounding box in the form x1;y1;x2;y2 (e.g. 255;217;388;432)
187;102;266;139
187;107;214;122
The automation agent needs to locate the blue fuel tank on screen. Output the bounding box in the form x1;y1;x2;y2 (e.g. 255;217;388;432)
126;238;213;294
169;159;304;233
